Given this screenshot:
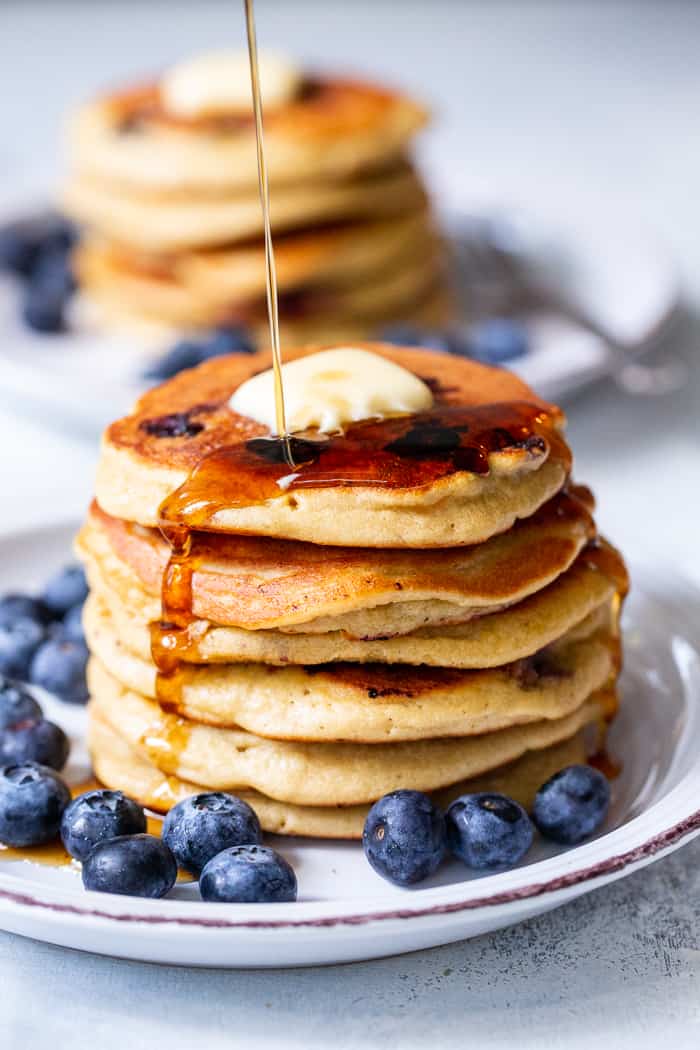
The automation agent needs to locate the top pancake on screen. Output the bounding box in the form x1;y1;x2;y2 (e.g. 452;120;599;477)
67;76;428;194
95;343;571;548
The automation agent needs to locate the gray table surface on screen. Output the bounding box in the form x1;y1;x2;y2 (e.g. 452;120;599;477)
1;2;700;1046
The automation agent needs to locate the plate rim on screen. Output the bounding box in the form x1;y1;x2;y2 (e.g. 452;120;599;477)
0;525;699;936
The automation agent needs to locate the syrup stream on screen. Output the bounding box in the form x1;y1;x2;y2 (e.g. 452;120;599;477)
243;0;292;464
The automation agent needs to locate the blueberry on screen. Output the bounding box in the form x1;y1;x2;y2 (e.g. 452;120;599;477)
446;792;534;869
61;789;146;861
61;603;85;644
162;791;262;876
0;761;71;846
533;764;610;845
0;224;41;277
0;593;52;628
30;637;89;704
22;287;67;334
0;215;75;280
143;340;205;381
0;718;69;771
199;325;256;357
362;790;447;886
0;617;45;679
0;678;42;730
378;324;452;352
41;565;88;617
30;249;76;300
199;844;297;903
82;834;177;898
462;318;529;364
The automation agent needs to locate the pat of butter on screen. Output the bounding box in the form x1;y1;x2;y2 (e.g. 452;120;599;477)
229;348;435;434
161;50;302;118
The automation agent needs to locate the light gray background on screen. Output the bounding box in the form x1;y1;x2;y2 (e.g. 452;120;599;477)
1;2;699;1046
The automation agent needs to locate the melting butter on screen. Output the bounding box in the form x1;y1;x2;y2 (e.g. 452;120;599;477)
161;49;302;118
229;348;435;434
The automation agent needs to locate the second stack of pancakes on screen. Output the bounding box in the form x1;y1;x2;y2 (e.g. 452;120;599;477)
78;343;627;838
62;52;449;344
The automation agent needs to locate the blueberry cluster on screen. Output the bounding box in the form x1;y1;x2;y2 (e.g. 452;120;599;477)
362;768;611;886
379;319;529;365
144;326;256;381
0;757;296;902
0;564;89;703
0;215;77;334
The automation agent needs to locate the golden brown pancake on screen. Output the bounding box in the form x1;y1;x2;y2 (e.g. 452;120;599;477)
89;709;593;838
63;162;428;252
75;210;436;309
74;231;444;329
88;657;616;806
95;344;572;547
81;544;619;676
84;597;618;741
67;76;429;193
78;486;595;633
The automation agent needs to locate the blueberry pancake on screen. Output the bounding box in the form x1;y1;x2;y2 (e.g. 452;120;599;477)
63;52;448;340
94;344;572;547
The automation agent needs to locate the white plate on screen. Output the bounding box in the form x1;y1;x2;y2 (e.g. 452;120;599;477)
0;523;698;968
0;208;679;436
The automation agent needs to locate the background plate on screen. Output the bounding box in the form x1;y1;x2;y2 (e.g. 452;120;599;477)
0;524;699;967
0;207;679;436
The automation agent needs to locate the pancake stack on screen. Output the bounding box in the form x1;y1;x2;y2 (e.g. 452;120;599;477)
78;343;628;838
62;53;449;343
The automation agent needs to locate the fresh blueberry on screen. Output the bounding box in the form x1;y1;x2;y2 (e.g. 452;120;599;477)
0;223;41;277
446;792;534;869
30;637;89;704
0;593;52;628
0;678;42;730
143;340;205;381
362;790;447;886
22;287;67;334
61;603;85;644
41;565;88;617
61;789;147;862
82;834;177;898
0;215;75;280
378;324;452;352
0;761;71;846
199;844;297;903
0;617;45;679
199;325;256;357
30;249;76;300
162;792;262;876
0;718;69;770
462;318;529;364
533;764;610;845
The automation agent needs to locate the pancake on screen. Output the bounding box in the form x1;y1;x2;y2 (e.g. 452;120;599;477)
82;542;619;675
62;162;428;252
78;210;437;304
95;344;571;547
85;599;618;741
88;658;615;805
67;76;428;193
78;487;595;634
79;282;453;349
74;232;444;330
88;709;592;838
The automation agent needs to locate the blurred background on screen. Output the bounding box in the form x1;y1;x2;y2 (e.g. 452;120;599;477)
1;0;699;580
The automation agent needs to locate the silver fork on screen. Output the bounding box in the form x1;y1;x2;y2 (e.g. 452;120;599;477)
452;217;686;395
